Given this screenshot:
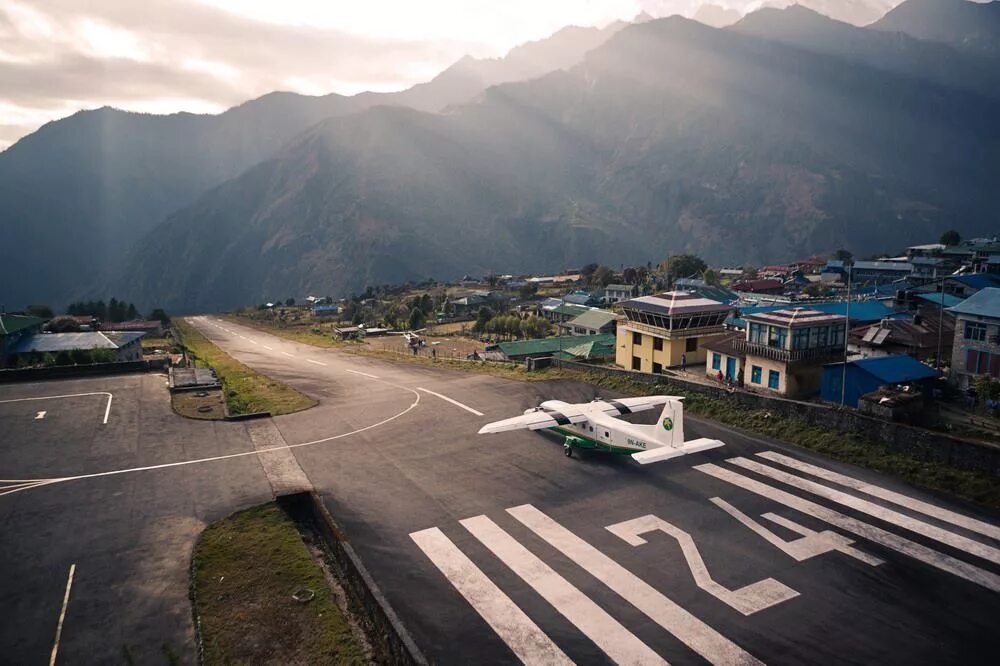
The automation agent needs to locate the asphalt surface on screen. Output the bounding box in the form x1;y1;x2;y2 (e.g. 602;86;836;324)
2;316;998;664
189;317;1000;665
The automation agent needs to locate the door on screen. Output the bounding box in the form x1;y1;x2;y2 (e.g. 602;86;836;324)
725;357;736;381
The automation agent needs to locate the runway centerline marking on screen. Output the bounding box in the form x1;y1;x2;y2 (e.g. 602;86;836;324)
461;515;664;664
417;388;484;416
756;451;1000;541
35;411;46;420
49;563;76;666
345;369;379;379
0;392;111;425
262;345;273;351
410;527;572;665
306;359;327;366
695;463;1000;592
281;352;294;358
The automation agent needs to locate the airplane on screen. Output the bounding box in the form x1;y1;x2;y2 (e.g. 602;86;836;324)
477;395;725;464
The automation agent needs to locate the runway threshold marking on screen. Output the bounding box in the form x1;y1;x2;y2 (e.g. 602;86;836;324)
727;457;1000;565
508;504;763;665
345;369;380;379
695;463;1000;592
306;359;327;366
49;563;76;666
756;451;1000;541
417;388;484;416
0;392;111;425
461;515;665;665
410;527;572;665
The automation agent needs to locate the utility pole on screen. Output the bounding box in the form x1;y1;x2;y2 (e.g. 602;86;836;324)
840;262;852;407
936;275;945;370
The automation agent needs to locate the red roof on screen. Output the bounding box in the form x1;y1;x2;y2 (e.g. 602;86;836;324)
100;320;162;331
732;279;784;292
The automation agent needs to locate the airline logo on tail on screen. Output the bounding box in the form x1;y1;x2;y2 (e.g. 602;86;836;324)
662;417;673;431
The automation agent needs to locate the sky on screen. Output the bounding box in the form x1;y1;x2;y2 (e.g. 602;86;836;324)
0;0;772;150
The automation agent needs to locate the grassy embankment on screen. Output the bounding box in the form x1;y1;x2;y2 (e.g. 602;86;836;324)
174;318;316;416
354;347;1000;508
191;504;369;665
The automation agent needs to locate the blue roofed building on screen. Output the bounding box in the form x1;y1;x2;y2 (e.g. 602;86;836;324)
943;273;1000;299
727;301;905;330
947;288;1000;388
821;355;939;407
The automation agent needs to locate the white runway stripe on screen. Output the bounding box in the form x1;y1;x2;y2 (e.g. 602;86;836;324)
727;457;1000;565
306;359;327;366
756;451;1000;541
49;563;76;666
410;527;572;665
508;504;763;666
461;515;666;665
695;463;1000;592
417;388;484;416
281;352;294;358
345;369;379;379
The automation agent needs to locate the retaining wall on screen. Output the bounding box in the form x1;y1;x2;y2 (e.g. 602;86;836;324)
553;359;1000;476
0;359;169;383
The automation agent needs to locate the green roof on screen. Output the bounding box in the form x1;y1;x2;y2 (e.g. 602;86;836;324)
499;333;615;359
559;337;617;360
553;303;590;317
566;309;620;330
0;314;45;337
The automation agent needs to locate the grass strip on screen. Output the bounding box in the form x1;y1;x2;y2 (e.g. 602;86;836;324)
174;318;316;416
191;504;368;665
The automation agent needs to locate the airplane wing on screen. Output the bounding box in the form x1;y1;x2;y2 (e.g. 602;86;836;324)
478;407;589;434
593;395;681;417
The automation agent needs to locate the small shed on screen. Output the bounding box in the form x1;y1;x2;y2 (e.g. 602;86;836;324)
821;355;939;408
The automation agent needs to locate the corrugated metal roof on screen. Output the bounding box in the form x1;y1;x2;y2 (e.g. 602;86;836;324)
620;291;730;316
915;292;963;308
947;288;1000;318
729;301;904;328
566;309;620;330
499;333;615;358
849;355;939;384
947;273;1000;290
552;303;590;317
10;332;117;353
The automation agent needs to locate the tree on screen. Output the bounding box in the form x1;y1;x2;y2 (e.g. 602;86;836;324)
803;283;827;298
474;306;495;333
833;249;853;262
408;307;426;331
520;315;550;339
622;267;638;285
660;255;707;286
24;304;53;319
580;263;599;283
518;283;538;301
126;303;138;320
702;268;721;286
285;297;295;306
592;265;615;288
48;316;81;332
150;308;170;325
939;229;961;246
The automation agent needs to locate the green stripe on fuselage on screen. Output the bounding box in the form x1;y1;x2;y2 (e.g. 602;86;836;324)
549;427;638;456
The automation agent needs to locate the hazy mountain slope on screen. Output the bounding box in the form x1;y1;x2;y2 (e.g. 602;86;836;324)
694;4;743;27
761;0;898;26
118;17;1000;312
732;5;1000;99
872;0;1000;55
0;22;624;310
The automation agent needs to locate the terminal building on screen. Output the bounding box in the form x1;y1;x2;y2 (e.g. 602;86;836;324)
615;292;730;373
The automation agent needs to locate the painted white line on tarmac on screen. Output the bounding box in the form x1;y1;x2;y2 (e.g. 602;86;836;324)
49;563;76;666
0;392;111;425
508;504;763;665
345;369;380;379
727;457;1000;565
417;387;484;416
462;515;665;665
281;352;294;358
262;345;274;351
606;514;798;616
756;451;1000;541
306;359;327;366
35;411;46;420
695;463;1000;592
410;527;572;665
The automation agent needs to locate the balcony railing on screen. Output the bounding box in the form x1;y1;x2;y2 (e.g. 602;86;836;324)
621;320;725;338
733;339;843;363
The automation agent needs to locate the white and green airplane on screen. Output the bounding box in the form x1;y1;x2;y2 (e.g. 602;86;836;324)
478;395;725;464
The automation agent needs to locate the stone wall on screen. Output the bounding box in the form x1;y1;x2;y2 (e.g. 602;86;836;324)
0;359;168;383
553;359;1000;476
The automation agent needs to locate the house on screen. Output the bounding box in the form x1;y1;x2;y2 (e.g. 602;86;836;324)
543;303;591;324
909;256;946;282
820;355;939;408
616;292;731;373
732;279;784;295
312;304;339;317
560;309;623;336
704;332;745;383
947;288;1000;388
563;290;601;307
674;278;739;304
604;284;637;304
850;261;913;284
100;319;164;337
446;291;500;317
728;301;904;330
736;308;847;398
820;260;848;283
759;265;795;278
497;333;615;362
0;314;46;367
943;273;1000;299
849;313;954;363
7;331;146;363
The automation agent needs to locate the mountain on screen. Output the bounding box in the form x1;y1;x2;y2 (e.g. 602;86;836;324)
873;0;1000;55
117;17;1000;312
732;5;1000;99
760;0;898;26
693;4;743;27
0;22;624;310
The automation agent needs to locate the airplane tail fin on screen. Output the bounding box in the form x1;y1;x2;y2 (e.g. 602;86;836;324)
653;398;684;447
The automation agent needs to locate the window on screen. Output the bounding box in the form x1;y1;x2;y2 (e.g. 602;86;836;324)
768;369;780;390
653;337;663;351
686;337;698;352
767;326;787;349
749;322;766;344
712;353;721;370
751;365;762;384
652;362;662;374
632;331;642;346
965;322;987;342
967;349;991;375
792;327;810;350
831;324;845;347
632;356;641;371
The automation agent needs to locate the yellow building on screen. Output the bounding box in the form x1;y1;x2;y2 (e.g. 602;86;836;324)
615;292;731;373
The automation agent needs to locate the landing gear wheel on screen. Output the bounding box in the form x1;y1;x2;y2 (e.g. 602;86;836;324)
564;445;573;457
